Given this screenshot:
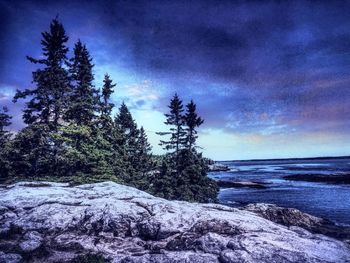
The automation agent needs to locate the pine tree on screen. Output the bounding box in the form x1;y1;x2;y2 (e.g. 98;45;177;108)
65;40;97;126
0;107;12;180
12;18;71;177
157;94;186;157
184;100;204;151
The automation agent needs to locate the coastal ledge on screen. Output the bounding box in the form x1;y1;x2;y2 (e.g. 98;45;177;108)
0;182;350;263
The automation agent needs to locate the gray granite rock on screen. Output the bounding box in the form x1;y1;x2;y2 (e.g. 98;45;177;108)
0;181;349;262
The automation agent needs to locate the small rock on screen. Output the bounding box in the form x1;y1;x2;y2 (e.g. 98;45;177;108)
19;231;43;253
0;252;22;263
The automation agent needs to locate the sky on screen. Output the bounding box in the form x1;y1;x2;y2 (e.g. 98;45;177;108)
1;0;350;160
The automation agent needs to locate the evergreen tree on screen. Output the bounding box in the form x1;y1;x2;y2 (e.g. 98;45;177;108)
12;18;70;177
65;40;97;126
155;96;219;203
14;18;70;130
99;74;115;131
149;155;176;199
0;107;12;145
53;124;114;179
97;75;128;181
0;107;12;180
132;126;153;189
157;94;186;156
175;149;218;202
184;100;204;150
9;124;52;178
115;102;137;133
136;127;153;174
115;102;139;156
115;102;140;183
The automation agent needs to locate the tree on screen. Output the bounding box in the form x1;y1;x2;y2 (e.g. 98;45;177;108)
115;102;136;133
115;102;139;157
175;149;218;202
184;100;204;150
13;18;70;130
97;75;128;181
157;93;186;157
12;18;71;177
9;124;52;178
53;124;115;179
0;107;12;180
155;95;219;203
0;107;12;145
136;127;153;174
99;74;115;131
65;40;97;126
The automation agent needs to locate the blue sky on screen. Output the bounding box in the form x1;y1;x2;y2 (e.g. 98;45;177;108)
1;0;350;160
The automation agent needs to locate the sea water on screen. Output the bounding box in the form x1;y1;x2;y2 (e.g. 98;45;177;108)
208;157;350;225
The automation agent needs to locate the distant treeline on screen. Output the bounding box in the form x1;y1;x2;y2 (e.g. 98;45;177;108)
0;19;218;203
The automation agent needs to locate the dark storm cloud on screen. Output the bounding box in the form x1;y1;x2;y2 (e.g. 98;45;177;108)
1;0;350;138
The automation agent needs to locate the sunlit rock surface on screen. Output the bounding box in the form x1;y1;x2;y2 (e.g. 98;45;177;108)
0;181;349;262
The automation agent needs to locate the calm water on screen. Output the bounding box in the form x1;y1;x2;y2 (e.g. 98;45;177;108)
208;158;350;226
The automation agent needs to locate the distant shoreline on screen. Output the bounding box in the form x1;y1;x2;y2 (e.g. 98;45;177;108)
217;155;350;163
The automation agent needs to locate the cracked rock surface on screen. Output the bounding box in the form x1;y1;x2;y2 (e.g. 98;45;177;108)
0;181;349;262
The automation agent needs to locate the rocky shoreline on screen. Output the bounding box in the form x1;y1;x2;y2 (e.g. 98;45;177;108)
216;180;269;189
0;181;350;263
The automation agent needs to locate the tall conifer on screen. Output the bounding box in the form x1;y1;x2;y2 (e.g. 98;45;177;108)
66;40;97;126
157;93;186;156
184;100;204;150
12;18;70;176
0;107;12;180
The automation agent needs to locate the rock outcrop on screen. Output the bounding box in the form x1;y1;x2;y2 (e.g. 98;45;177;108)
216;180;268;189
208;163;230;172
0;181;349;263
244;203;350;243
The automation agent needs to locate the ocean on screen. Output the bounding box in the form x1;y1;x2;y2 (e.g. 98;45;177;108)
208;157;350;226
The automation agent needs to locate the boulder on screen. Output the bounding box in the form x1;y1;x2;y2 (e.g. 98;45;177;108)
243;203;350;242
0;181;349;262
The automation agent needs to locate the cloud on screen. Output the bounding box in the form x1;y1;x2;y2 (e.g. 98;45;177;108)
1;0;350;158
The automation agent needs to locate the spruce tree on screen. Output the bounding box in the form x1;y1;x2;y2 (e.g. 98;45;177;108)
14;18;70;130
99;74;115;131
135;126;153;181
157;93;186;156
115;102;139;155
184;100;204;151
65;40;97;126
156;95;219;203
97;75;127;181
0;107;12;180
12;18;70;177
115;102;140;182
0;107;12;146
